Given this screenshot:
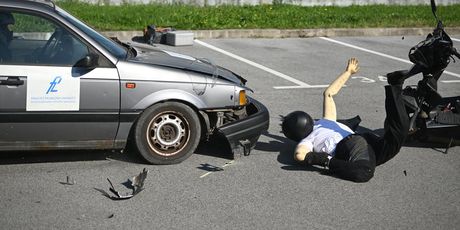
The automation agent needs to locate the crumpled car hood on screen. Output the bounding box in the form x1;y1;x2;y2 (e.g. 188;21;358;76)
129;44;247;87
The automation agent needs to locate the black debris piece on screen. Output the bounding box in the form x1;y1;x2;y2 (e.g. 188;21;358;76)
403;170;407;176
198;163;224;172
59;176;75;185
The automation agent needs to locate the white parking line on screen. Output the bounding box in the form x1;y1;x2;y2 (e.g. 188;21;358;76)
441;80;460;83
452;37;460;42
194;39;328;89
320;37;460;79
273;84;330;89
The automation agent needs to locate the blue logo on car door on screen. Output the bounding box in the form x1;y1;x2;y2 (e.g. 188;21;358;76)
46;76;62;94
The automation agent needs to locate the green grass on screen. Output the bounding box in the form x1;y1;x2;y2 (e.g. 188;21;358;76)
56;2;460;31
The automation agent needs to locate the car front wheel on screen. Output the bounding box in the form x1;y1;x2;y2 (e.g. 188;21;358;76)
134;102;201;164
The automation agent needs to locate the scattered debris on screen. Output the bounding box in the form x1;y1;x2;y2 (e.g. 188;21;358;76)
107;214;114;219
199;163;224;172
199;161;235;178
402;36;405;40
96;168;148;200
403;170;407;176
59;176;75;185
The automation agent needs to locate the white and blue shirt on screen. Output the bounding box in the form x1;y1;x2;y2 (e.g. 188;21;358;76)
298;119;354;156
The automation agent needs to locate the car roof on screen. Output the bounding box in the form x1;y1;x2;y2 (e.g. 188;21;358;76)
0;0;120;65
0;0;56;12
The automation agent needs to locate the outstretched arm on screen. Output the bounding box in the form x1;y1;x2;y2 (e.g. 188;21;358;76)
322;58;359;121
295;58;359;163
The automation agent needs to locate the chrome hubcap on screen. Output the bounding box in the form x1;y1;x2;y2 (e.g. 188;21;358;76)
147;112;189;156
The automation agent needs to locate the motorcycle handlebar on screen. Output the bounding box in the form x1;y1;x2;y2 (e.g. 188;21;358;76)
388;64;424;81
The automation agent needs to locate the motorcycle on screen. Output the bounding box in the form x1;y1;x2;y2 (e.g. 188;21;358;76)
390;0;460;151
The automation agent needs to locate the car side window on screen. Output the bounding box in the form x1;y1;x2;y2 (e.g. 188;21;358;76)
2;11;89;66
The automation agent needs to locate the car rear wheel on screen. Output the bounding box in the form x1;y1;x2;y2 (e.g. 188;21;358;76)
134;102;201;164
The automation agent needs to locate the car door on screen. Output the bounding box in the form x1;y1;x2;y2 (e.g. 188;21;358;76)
0;10;120;150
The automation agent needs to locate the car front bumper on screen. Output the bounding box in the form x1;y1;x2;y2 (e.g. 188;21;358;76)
217;97;269;158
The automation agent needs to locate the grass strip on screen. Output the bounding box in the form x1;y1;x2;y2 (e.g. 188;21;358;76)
56;2;460;31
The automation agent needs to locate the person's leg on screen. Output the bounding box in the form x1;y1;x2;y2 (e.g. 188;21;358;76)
329;135;376;183
328;159;375;183
374;84;410;165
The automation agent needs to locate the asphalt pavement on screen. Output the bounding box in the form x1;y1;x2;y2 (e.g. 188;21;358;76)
0;35;459;229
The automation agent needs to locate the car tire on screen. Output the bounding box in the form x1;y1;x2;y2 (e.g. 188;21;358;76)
134;102;201;164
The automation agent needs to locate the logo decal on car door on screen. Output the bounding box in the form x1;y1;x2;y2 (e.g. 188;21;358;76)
27;68;80;111
46;76;62;94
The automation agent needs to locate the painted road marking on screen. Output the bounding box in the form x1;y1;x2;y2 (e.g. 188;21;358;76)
441;80;460;83
194;39;329;89
447;37;460;82
273;84;330;89
199;160;234;178
196;38;460;89
320;37;460;79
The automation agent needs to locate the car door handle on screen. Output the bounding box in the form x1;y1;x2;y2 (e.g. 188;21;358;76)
0;76;24;86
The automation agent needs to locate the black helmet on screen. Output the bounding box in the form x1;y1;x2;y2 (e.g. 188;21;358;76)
282;111;314;142
0;12;14;25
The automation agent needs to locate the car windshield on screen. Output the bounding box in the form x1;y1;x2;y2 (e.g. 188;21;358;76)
56;6;127;59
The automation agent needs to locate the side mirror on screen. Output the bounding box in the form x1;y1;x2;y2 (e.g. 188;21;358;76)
75;54;98;68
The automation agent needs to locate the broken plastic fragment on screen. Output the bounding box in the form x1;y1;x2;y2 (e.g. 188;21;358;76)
97;168;148;200
132;168;148;195
107;178;134;200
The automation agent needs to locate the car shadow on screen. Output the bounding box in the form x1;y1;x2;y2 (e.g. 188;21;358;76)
0;134;254;165
194;134;234;160
0;149;116;165
0;142;148;165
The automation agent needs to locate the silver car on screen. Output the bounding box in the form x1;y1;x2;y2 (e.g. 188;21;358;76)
0;0;269;164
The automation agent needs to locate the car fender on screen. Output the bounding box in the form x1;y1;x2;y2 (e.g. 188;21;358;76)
132;89;207;110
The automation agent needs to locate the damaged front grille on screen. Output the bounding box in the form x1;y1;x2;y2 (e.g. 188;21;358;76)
215;107;248;128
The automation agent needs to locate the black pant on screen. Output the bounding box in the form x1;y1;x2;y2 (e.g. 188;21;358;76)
329;85;409;182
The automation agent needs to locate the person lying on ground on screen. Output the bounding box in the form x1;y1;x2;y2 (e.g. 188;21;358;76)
282;58;410;182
